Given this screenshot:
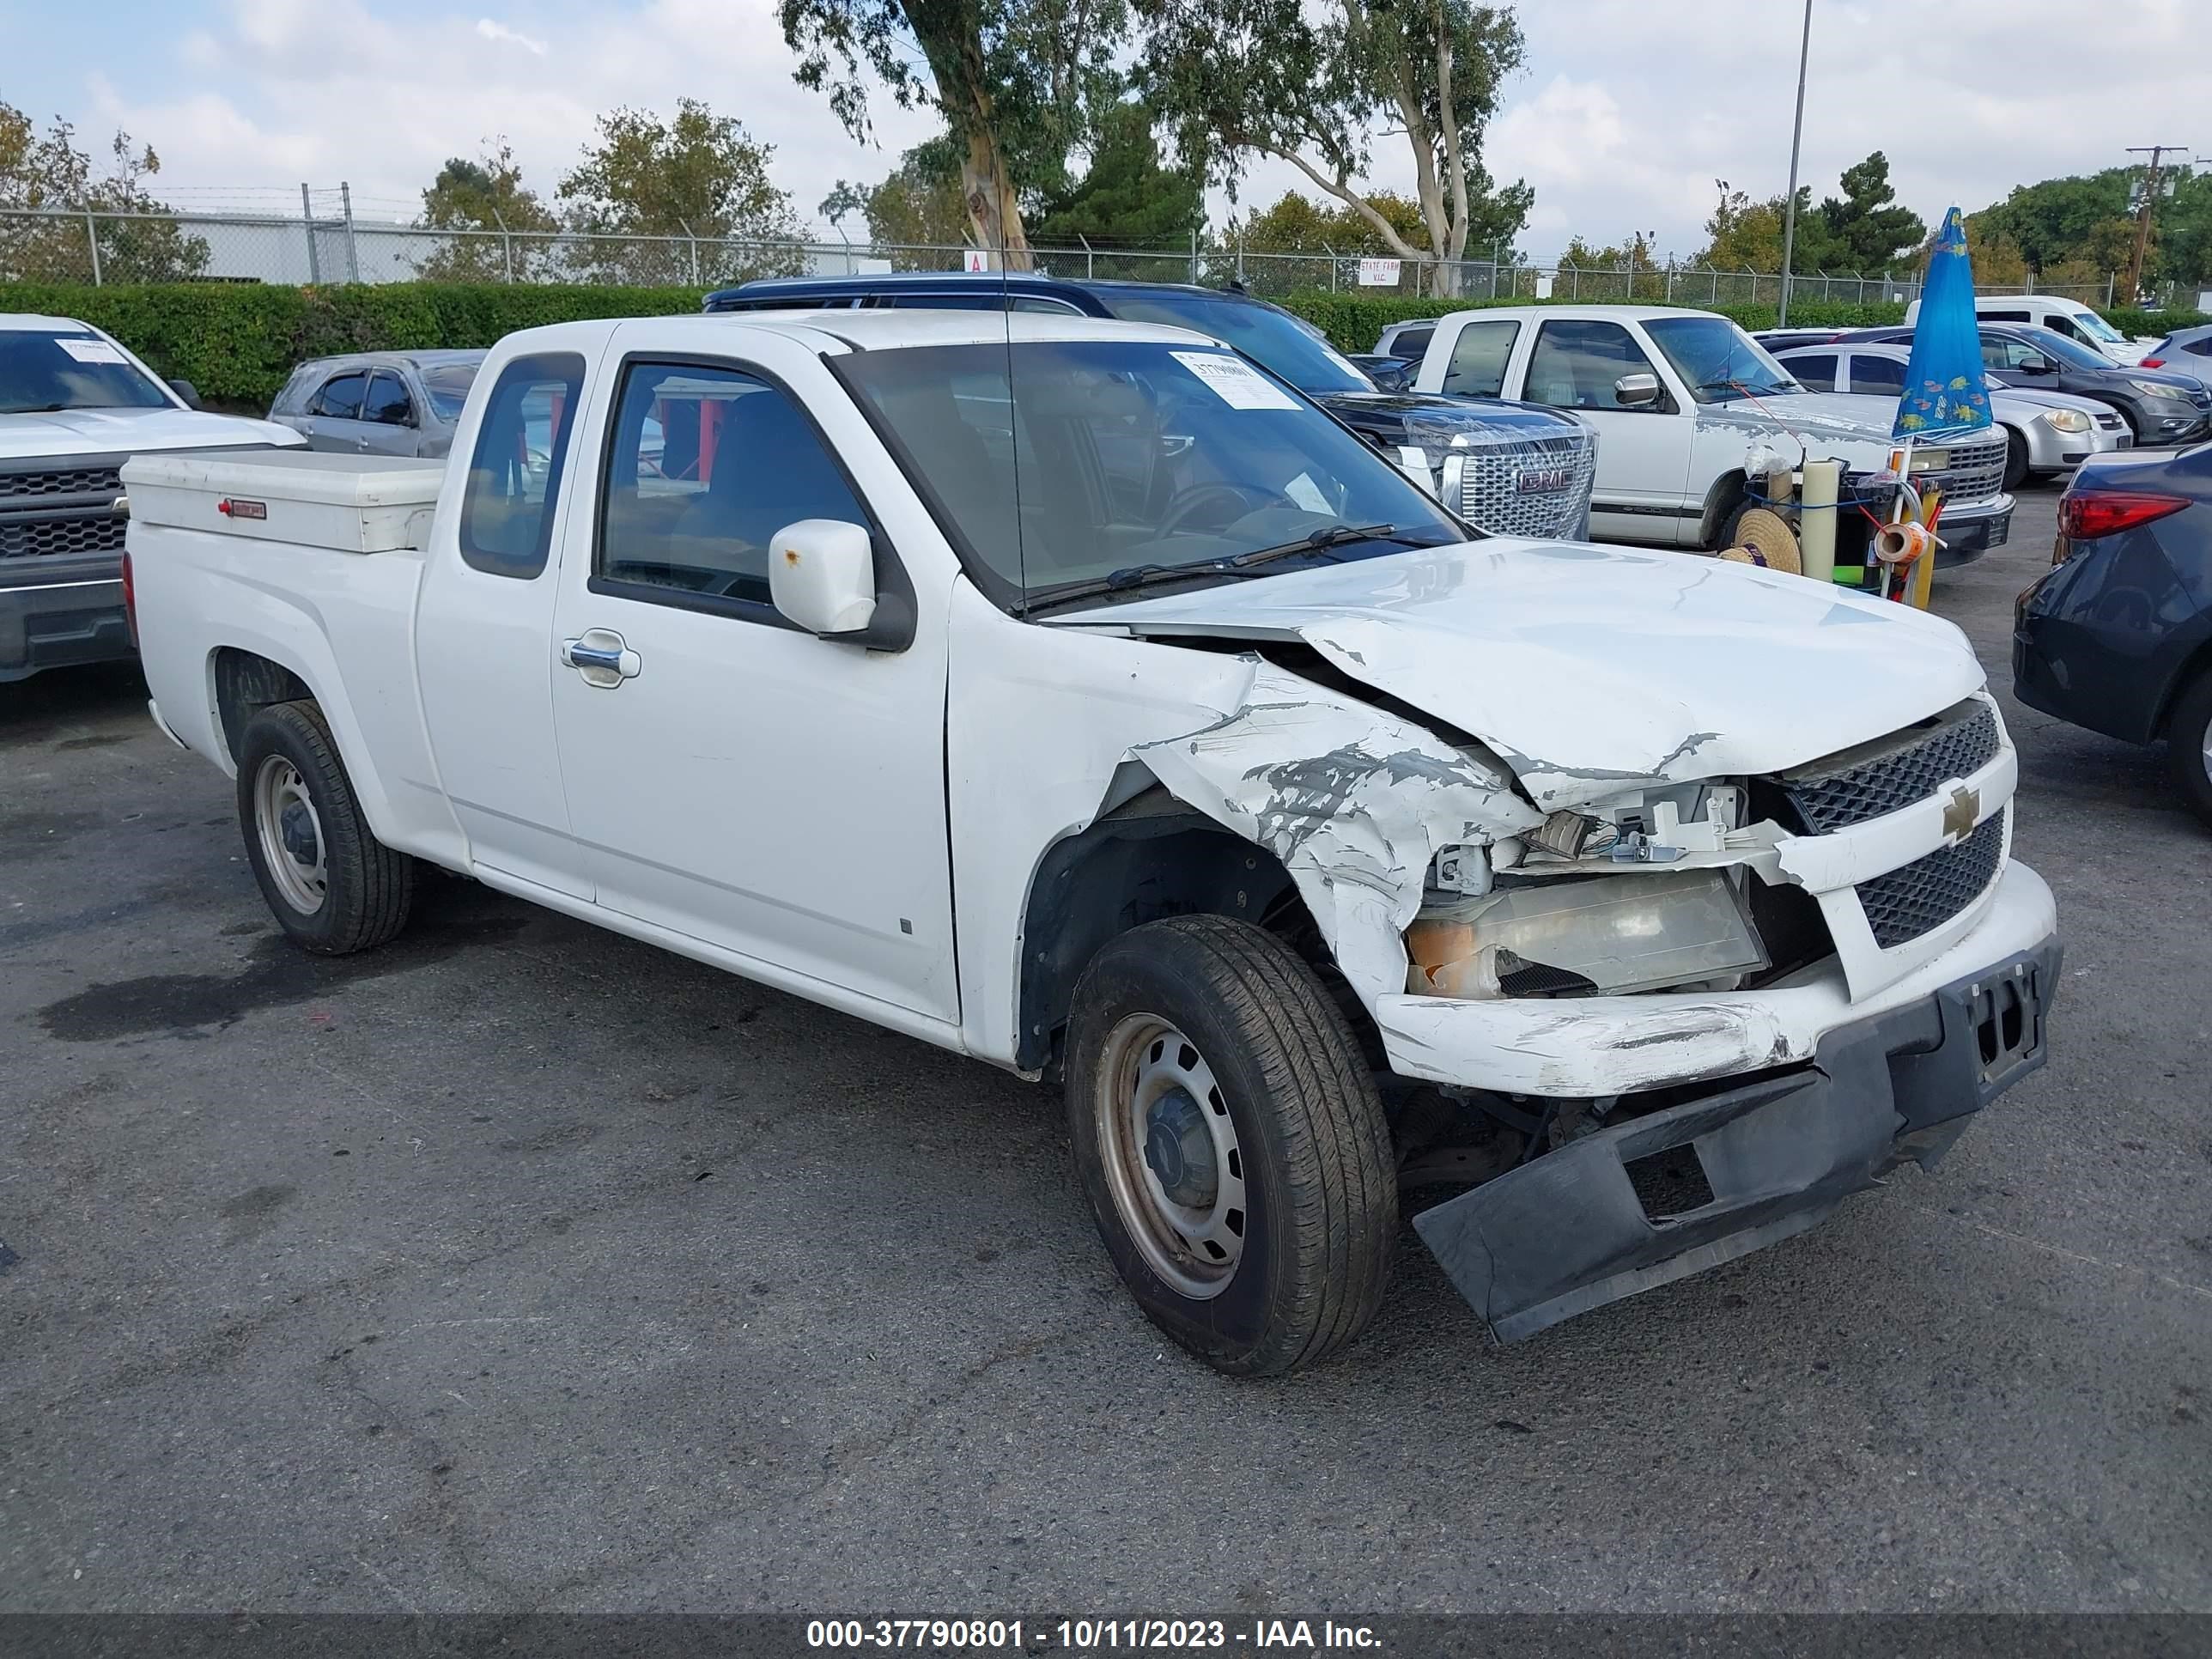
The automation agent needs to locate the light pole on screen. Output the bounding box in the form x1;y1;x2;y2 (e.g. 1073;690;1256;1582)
1777;0;1813;326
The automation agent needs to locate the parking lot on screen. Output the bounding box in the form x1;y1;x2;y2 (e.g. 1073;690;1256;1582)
3;481;2209;1614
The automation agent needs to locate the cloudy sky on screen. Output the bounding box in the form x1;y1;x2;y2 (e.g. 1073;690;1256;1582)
9;0;2209;258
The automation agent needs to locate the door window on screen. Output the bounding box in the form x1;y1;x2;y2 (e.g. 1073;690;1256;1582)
458;352;586;580
1846;355;1906;394
362;370;414;427
308;371;367;420
1388;325;1435;362
1982;308;2032;323
1784;353;1838;391
1524;319;1665;410
1982;333;2050;374
1441;319;1520;397
596;361;869;617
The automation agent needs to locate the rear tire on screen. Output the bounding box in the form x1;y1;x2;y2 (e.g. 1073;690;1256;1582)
236;701;414;954
2167;670;2212;829
1065;915;1398;1376
2002;427;2029;492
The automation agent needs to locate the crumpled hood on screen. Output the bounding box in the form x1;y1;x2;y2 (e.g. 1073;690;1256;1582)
0;407;305;461
1692;392;1905;456
1068;539;1985;809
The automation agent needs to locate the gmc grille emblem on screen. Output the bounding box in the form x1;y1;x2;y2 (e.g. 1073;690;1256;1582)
1517;467;1571;493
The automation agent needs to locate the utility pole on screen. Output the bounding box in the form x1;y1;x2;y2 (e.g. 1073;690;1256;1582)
2123;144;2190;304
1776;0;1814;327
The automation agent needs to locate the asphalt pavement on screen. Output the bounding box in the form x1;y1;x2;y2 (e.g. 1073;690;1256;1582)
3;484;2209;1614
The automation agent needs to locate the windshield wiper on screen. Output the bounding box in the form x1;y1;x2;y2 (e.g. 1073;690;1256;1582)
1024;558;1269;613
3;403;70;415
1024;523;1403;615
1230;521;1401;568
1695;378;1796;399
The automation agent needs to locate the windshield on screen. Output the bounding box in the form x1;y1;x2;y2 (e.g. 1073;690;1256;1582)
420;361;481;422
2016;325;2115;371
1643;315;1802;403
838;339;1462;611
1103;293;1374;397
2067;309;2125;344
0;329;170;415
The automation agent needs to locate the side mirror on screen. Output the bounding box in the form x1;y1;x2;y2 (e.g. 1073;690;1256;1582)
1614;372;1661;407
770;519;878;638
2021;355;2054;374
168;379;203;409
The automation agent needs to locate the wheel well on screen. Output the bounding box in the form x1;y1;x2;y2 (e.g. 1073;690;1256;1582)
213;647;314;769
1699;470;1750;549
1014;791;1382;1077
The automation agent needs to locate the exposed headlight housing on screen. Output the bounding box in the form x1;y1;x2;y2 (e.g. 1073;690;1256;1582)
1405;869;1768;999
2039;408;2092;434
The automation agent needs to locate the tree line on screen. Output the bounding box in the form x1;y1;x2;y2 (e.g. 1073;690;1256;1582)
1690;148;2209;299
12;20;2212;301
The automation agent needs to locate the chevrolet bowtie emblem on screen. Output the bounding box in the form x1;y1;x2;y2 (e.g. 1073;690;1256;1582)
1941;784;1980;842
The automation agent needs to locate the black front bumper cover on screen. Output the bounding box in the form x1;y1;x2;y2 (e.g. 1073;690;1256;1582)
1413;939;2062;1342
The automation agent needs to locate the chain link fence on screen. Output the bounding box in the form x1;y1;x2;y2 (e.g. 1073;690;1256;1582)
0;204;2174;311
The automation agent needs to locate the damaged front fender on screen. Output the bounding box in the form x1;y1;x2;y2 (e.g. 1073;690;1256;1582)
1130;662;1543;1006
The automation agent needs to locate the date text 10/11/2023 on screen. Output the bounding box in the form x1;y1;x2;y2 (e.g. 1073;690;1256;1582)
805;1619;1385;1650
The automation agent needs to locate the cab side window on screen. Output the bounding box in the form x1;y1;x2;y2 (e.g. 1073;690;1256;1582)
309;371;367;420
362;371;414;427
458;352;586;580
1785;353;1837;391
1846;355;1905;395
1524;319;1666;411
1442;319;1520;398
1388;325;1435;362
596;360;867;619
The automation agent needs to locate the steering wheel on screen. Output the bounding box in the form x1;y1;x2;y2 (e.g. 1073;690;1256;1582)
1158;481;1280;537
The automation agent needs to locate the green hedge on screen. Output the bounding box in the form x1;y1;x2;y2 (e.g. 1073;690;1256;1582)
7;278;2207;409
0;282;704;408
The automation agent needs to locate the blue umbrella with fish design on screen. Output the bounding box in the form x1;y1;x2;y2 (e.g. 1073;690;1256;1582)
1895;207;1991;439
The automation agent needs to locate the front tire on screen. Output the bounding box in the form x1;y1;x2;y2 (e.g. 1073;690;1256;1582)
2002;427;2029;492
236;701;414;954
2167;670;2212;829
1065;915;1398;1376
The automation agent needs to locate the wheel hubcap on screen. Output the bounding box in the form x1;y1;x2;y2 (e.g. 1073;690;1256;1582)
1097;1016;1248;1299
253;756;327;915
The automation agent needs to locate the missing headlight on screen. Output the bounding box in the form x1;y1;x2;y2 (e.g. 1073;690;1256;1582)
1405;870;1768;1000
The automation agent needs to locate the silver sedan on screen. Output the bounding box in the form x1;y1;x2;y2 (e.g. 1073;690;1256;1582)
1773;341;2130;488
267;349;486;458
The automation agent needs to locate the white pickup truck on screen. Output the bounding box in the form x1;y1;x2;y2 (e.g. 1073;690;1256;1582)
1398;304;2017;564
126;309;2060;1375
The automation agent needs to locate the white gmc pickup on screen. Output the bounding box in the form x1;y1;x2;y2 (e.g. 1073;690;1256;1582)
1398;304;2017;564
126;309;2060;1375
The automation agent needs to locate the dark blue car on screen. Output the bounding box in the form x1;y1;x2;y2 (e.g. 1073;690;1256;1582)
2014;443;2212;823
703;273;1600;542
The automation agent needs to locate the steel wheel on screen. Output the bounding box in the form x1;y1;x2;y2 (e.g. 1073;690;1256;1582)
1095;1014;1248;1299
252;753;327;915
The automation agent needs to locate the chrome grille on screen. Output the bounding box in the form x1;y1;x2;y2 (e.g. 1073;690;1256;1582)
0;514;128;559
1784;702;2001;833
1930;430;2008;505
1457;429;1597;540
1856;806;2008;948
0;465;124;499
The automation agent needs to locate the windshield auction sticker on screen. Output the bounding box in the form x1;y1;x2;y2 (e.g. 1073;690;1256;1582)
57;337;130;365
1170;350;1300;410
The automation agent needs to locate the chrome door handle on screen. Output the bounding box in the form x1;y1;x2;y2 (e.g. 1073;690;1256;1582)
561;630;641;688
